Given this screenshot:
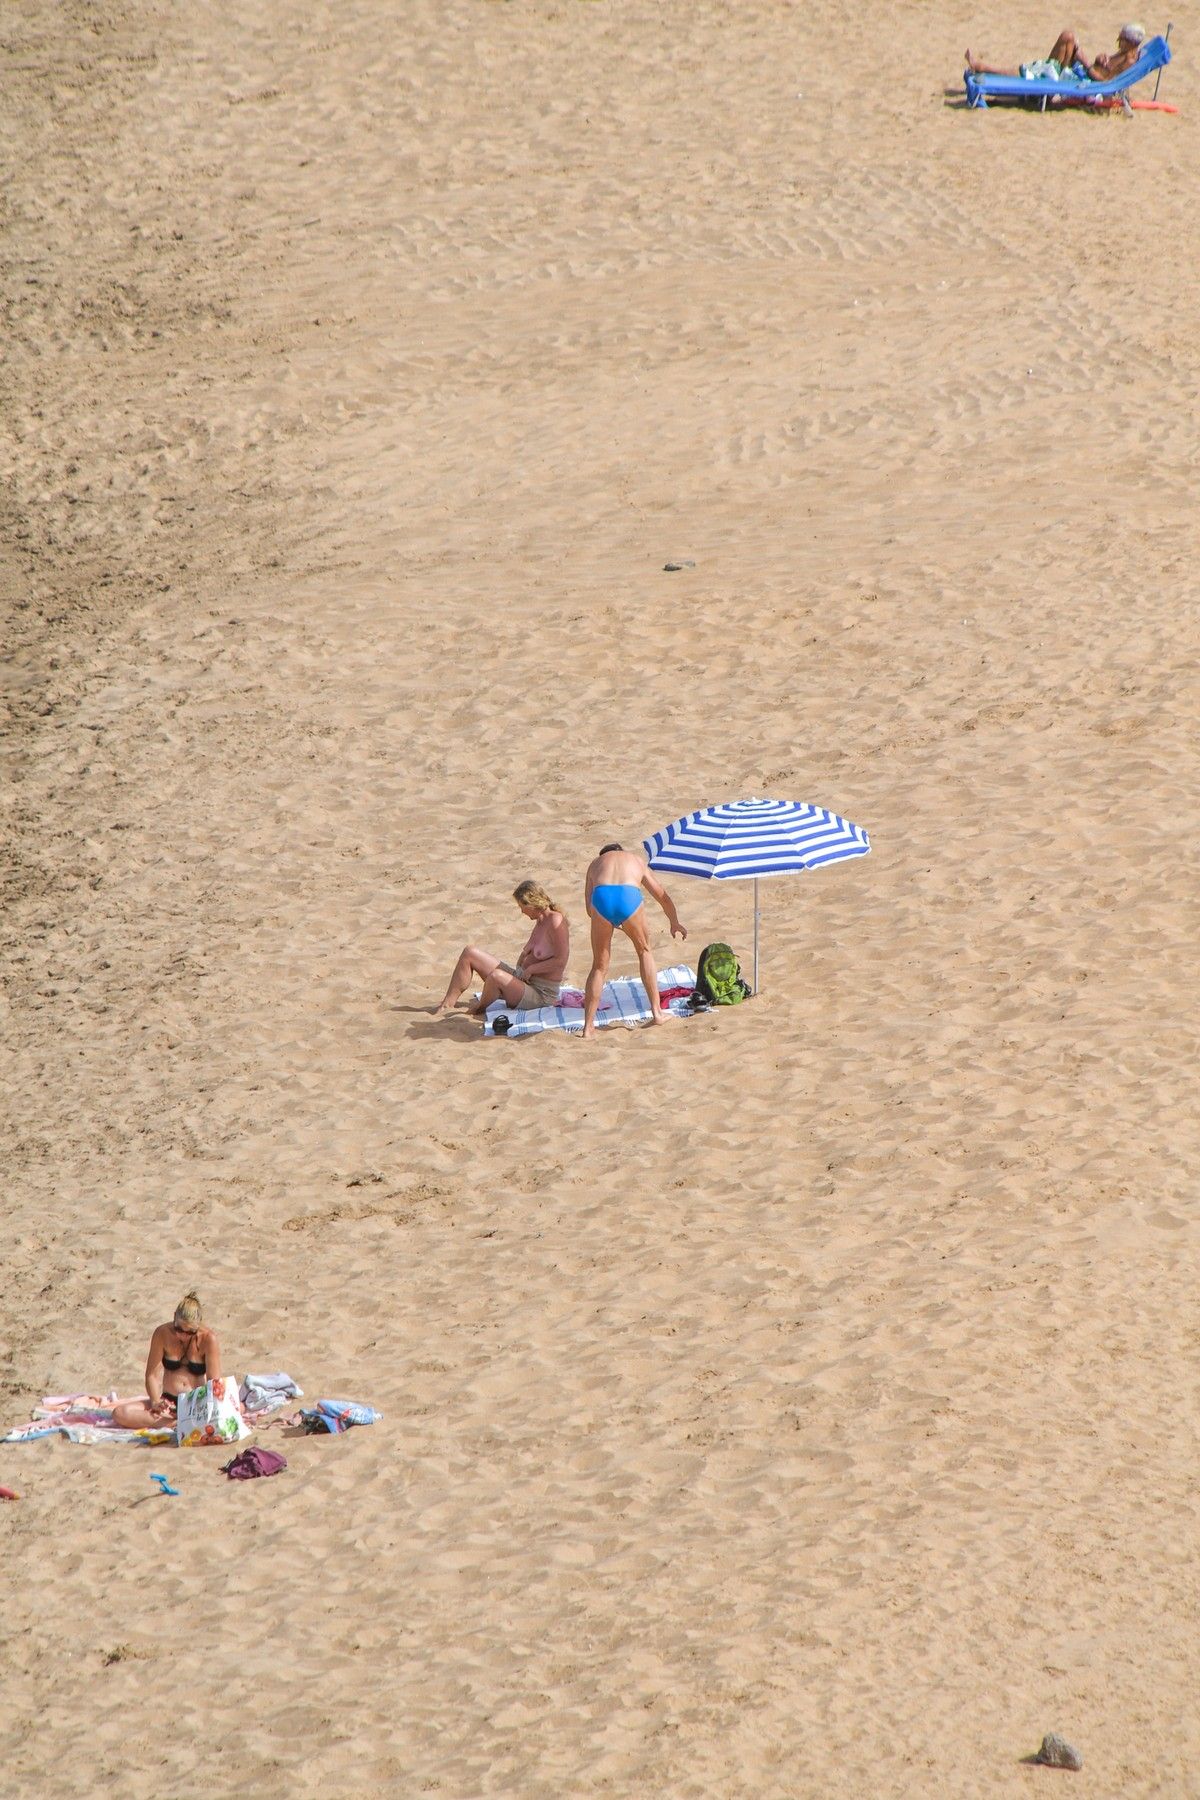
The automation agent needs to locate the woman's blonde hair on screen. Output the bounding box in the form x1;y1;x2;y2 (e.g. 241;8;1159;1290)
513;879;560;915
173;1291;203;1329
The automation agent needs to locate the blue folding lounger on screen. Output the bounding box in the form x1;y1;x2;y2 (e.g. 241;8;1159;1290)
964;34;1170;109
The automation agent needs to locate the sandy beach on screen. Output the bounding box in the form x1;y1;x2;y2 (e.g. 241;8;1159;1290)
3;1;1198;1793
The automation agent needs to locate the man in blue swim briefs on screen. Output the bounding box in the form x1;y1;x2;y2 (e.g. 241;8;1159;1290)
582;843;688;1040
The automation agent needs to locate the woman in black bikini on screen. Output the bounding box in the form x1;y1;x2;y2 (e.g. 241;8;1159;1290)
111;1292;223;1430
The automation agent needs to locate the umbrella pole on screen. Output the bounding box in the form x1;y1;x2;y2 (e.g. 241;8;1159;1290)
1152;22;1171;102
752;877;760;994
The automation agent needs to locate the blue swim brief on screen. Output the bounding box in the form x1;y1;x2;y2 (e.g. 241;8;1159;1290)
591;883;644;927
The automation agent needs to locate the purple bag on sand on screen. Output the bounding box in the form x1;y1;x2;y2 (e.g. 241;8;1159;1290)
221;1446;287;1480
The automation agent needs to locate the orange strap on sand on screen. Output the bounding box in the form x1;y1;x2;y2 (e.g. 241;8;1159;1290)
1097;97;1179;111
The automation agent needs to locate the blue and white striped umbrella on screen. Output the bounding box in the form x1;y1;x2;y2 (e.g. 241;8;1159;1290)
643;797;870;993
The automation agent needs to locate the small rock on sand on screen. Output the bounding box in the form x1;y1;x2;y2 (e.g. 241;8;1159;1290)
1037;1733;1083;1771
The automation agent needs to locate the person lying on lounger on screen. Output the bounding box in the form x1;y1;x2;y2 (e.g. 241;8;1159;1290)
966;20;1145;79
111;1292;222;1430
434;880;570;1018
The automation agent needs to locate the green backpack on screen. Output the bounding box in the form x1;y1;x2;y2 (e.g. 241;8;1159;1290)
691;942;752;1008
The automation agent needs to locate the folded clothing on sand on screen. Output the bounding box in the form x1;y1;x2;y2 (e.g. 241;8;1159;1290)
240;1372;303;1414
301;1399;381;1434
483;964;696;1038
222;1446;287;1479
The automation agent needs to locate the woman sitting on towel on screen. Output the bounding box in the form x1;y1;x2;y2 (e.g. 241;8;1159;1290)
434;880;569;1017
111;1292;222;1430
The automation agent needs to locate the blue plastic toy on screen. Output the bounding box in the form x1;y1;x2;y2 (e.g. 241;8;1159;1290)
149;1472;180;1496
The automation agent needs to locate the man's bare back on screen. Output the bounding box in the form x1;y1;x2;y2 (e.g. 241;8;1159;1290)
586;846;652;904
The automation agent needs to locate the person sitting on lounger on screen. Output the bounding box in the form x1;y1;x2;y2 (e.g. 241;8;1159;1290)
434;879;570;1018
966;20;1145;80
111;1292;222;1430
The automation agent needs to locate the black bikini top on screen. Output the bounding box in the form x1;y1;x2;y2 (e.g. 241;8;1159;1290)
163;1334;206;1377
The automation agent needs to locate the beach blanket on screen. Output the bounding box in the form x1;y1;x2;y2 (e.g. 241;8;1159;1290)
1;1395;172;1447
483;964;696;1038
1;1374;303;1448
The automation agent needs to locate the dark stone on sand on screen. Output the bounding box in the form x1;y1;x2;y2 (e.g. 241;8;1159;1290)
1037;1734;1083;1771
663;560;695;571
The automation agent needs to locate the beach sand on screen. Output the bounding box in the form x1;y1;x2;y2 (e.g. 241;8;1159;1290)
2;2;1198;1794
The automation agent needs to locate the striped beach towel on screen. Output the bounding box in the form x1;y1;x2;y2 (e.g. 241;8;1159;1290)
483;964;696;1038
1;1395;173;1446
